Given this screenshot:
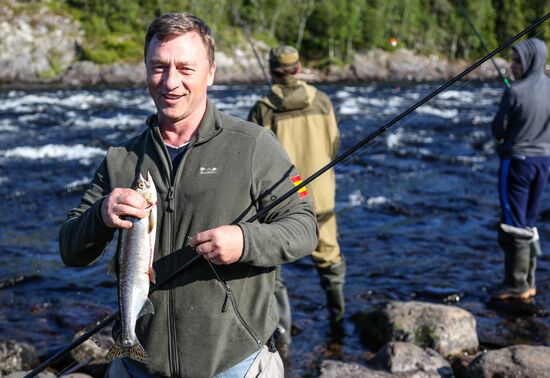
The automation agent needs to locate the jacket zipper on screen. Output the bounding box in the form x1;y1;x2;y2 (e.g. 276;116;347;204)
221;282;262;346
166;198;178;376
167;141;195;376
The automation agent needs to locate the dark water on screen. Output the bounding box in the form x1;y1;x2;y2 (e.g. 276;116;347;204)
0;82;548;377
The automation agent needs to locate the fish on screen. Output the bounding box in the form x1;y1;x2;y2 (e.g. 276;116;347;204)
105;172;157;363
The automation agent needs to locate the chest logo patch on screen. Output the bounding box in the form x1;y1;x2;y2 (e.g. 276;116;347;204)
200;167;218;175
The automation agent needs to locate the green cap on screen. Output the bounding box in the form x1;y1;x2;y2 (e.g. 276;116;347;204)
269;45;299;69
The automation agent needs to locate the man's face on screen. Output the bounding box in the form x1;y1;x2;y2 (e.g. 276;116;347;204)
145;32;215;127
510;50;524;80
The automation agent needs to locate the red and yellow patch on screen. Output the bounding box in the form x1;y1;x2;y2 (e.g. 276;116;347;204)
291;175;309;199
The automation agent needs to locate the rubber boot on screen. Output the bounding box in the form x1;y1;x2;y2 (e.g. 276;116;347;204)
527;227;540;297
316;259;346;325
273;266;291;358
492;224;533;300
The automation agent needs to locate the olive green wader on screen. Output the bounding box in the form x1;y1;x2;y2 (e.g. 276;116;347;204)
492;224;540;299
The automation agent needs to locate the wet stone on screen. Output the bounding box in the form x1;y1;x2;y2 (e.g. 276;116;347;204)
369;341;453;377
466;345;550;378
355;300;479;358
0;339;40;375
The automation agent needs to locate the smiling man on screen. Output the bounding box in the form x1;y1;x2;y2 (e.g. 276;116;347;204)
59;13;318;377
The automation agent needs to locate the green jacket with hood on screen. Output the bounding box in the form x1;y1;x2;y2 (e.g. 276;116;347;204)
59;100;318;377
248;77;340;214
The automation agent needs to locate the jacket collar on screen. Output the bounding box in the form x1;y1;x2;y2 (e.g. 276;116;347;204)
260;78;316;111
146;99;223;146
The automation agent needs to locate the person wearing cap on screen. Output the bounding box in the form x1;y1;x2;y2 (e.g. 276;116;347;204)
248;45;345;353
491;37;550;300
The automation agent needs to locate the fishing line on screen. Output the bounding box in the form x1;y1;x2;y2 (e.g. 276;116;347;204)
456;0;511;88
231;5;271;88
25;12;550;378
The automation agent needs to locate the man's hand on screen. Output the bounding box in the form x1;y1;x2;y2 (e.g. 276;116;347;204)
101;188;148;229
190;225;244;265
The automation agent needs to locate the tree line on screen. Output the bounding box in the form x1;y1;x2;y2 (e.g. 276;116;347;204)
52;0;550;65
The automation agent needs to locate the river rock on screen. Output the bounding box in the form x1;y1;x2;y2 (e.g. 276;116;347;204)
0;0;83;83
352;49;391;81
0;339;40;375
319;360;391;378
3;371;55;378
214;44;270;85
387;49;450;82
68;326;113;377
3;372;89;378
100;62;145;86
355;301;478;358
465;345;550;378
61;62;102;86
369;341;453;377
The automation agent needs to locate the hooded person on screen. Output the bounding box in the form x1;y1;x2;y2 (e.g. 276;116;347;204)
491;37;550;300
248;46;345;354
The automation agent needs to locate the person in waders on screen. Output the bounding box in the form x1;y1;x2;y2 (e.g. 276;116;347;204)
248;46;345;356
491;37;550;300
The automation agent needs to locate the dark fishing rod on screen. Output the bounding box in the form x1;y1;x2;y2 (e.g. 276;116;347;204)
456;0;512;88
25;11;550;378
231;4;271;88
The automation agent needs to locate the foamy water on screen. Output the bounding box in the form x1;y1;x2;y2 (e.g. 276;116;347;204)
1;82;547;378
3;144;105;161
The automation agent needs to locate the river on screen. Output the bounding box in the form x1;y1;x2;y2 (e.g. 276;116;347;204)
0;82;548;377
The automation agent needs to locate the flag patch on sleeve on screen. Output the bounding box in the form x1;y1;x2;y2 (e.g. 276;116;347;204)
291;175;309;199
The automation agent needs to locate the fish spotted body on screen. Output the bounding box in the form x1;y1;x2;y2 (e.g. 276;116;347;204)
105;172;157;363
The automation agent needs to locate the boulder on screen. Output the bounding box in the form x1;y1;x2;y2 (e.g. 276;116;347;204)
68;326;113;377
3;371;55;378
0;0;83;83
319;360;391;378
61;62;101;86
466;345;550;378
0;339;40;375
369;341;453;377
353;49;390;81
100;62;145;86
355;301;478;358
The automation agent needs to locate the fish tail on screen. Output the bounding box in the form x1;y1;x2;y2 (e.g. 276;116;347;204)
105;338;149;363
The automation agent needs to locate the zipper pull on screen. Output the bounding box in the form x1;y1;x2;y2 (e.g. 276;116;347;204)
222;284;233;312
222;291;230;312
166;187;175;212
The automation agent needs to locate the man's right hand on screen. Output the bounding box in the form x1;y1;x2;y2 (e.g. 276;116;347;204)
101;188;148;229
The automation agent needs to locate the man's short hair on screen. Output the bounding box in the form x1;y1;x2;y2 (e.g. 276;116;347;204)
269;45;300;77
144;13;215;67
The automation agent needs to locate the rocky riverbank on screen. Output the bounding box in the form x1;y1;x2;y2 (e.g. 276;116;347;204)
2;300;549;377
0;44;514;89
0;0;521;89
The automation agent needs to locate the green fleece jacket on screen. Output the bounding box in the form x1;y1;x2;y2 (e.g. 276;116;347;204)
248;77;340;214
59;100;318;377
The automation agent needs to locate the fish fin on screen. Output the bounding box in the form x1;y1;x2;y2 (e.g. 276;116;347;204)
128;341;149;363
148;208;157;234
139;298;155;317
105;338;127;361
148;267;156;284
105;338;149;364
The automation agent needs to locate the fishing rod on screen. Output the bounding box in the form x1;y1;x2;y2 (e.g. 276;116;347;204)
456;0;512;88
25;11;550;378
231;4;271;88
